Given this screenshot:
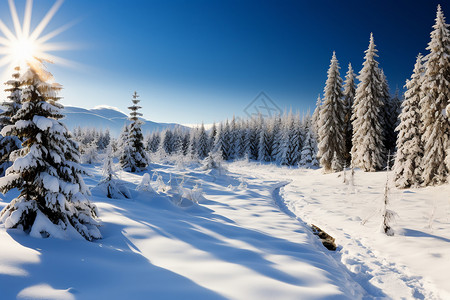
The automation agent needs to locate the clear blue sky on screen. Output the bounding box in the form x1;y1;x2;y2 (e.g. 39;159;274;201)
0;0;447;124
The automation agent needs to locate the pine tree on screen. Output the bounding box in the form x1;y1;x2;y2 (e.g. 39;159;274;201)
221;120;232;160
161;129;173;155
300;116;319;167
351;33;386;171
100;146;129;199
311;94;322;138
197;123;209;159
209;122;217;152
228;116;238;160
189;127;199;159
258;120;272;162
116;124;129;156
120;91;149;172
420;5;450;185
0;64;101;240
0;67;22;175
379;69;397;155
317;52;346;172
342;63;356;164
393;54;424;188
181;131;190;156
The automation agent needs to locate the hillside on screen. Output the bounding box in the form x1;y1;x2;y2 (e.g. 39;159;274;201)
62;105;183;136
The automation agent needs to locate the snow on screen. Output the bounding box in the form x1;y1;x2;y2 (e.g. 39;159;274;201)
228;161;450;299
62;106;183;137
0;160;449;299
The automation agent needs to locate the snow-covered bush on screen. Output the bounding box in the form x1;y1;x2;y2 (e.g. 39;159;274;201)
203;151;226;173
97;147;130;199
136;173;155;193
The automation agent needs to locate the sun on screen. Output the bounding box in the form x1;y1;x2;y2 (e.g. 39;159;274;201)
0;0;74;73
9;36;38;66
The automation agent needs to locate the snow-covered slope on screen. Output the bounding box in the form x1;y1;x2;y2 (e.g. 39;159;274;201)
1;159;449;299
62;105;182;136
229;161;450;299
0;162;367;300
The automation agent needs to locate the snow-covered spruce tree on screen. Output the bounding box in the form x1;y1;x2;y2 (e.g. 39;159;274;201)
311;94;322;138
0;64;101;240
248;115;263;160
209;122;217;152
299;115;319;168
393;54;424;188
277;112;301;166
342;63;356;164
120;91;149;172
258;120;273;162
197;123;209;159
420;5;450;185
181;131;190;156
161;129;174;155
0;66;22;175
220;120;232;160
99;146;129;199
351;33;386;171
172;127;184;155
379;69;398;156
115;124;129;156
228;116;238;160
317;52;346;172
189;127;199;159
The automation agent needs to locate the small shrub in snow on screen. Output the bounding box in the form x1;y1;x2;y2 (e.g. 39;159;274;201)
98;147;130;199
136;173;155;193
181;183;203;204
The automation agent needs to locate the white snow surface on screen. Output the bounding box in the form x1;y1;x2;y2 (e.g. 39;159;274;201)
228;161;450;300
0;161;448;299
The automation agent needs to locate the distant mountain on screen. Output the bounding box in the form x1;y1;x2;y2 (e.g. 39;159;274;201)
0;105;183;137
62;105;183;137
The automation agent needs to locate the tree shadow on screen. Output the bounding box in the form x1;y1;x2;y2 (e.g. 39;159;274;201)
0;227;227;300
402;228;450;243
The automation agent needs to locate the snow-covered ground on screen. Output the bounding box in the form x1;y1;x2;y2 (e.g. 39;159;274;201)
0;160;449;299
229;161;450;299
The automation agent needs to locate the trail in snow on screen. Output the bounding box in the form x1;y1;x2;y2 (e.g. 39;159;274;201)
228;161;447;300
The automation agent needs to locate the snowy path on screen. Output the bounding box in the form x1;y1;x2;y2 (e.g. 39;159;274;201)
1;163;369;299
228;161;449;300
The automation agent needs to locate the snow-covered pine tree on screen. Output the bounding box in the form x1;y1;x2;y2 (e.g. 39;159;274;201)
161;129;174;155
189;127;199;159
258;120;272;162
300;115;319;168
317;51;346;172
0;64;101;240
420;5;450;185
181;131;190;156
270;116;282;161
116;124;129;156
228;116;238;160
209;122;217;152
120;91;149;172
393;54;424;188
342;63;356;164
311;94;322;138
379;69;398;156
248;114;263;160
220;120;232;160
197;123;209;159
172;127;184;154
0;66;22;175
351;33;386;171
99;146;128;199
